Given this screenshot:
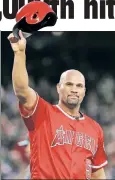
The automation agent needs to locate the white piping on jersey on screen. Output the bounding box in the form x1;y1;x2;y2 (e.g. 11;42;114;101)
56;105;85;120
90;160;108;169
20;95;39;119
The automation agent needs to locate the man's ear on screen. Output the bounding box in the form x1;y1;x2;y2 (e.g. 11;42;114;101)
84;87;86;97
56;83;60;94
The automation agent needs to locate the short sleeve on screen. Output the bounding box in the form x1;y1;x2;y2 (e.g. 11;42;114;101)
91;127;108;171
18;95;50;131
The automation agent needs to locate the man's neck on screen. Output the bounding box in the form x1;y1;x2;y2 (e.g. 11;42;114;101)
58;101;80;117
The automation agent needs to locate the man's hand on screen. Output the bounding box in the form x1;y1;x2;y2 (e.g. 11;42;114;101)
91;168;106;179
7;30;26;53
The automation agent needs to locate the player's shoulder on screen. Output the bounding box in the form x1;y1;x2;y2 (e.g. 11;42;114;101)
84;113;103;133
38;96;56;110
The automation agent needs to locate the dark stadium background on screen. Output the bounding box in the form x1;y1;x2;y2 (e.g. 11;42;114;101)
1;31;115;178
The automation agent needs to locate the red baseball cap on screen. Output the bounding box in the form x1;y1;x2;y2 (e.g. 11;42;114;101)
13;1;57;39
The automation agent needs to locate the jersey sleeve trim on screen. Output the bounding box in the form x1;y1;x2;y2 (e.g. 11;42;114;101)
91;160;108;169
19;94;39;119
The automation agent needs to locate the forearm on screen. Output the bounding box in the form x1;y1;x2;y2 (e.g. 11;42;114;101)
12;51;29;93
9;32;37;107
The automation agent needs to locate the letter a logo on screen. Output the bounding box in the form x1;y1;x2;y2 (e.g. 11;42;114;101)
51;125;65;147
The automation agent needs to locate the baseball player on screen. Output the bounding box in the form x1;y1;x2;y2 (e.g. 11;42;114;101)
8;31;108;179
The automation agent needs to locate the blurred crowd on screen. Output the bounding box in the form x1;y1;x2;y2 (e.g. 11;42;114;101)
1;72;115;179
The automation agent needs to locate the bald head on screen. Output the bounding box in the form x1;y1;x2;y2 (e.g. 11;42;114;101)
59;69;85;85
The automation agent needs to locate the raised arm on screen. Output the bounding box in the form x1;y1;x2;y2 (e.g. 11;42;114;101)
8;31;38;110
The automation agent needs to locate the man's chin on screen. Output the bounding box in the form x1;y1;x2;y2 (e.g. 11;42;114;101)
67;100;79;108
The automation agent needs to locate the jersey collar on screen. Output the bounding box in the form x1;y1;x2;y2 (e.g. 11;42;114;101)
55;105;85;120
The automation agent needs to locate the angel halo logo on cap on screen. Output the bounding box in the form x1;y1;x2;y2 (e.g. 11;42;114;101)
12;1;58;39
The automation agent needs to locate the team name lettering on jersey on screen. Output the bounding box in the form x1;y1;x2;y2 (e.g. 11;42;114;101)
51;125;97;155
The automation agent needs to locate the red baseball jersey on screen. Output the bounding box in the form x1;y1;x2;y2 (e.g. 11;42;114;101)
19;95;108;179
